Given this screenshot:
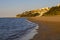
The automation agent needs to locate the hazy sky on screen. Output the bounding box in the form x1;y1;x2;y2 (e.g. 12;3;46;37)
0;0;60;17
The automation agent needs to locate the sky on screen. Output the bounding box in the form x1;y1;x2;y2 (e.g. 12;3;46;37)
0;0;60;17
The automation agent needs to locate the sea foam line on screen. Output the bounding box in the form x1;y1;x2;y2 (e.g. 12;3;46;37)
19;25;39;40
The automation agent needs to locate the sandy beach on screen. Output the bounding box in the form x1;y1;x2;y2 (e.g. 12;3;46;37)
27;15;60;40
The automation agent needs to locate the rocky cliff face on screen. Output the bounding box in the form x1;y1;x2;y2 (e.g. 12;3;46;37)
31;7;50;16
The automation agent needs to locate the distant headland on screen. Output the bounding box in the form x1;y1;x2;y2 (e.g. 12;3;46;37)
16;4;60;18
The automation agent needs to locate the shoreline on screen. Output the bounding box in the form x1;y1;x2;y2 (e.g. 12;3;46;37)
27;15;60;40
19;26;39;40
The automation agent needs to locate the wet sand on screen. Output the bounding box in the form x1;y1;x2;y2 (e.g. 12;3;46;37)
27;15;60;40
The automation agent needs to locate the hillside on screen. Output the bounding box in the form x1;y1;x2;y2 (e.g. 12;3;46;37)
16;7;49;17
16;4;60;17
43;4;60;16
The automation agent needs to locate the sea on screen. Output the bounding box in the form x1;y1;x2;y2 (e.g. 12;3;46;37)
0;18;38;40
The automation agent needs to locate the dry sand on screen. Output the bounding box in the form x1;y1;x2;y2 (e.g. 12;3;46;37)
27;15;60;40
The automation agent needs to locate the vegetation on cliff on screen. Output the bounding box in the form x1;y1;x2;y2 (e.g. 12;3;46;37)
16;4;60;17
16;7;49;17
43;5;60;16
16;11;40;17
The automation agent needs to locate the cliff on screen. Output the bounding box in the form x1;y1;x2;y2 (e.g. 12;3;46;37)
16;4;60;17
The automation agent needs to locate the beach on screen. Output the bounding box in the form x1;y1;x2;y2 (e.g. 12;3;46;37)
27;15;60;40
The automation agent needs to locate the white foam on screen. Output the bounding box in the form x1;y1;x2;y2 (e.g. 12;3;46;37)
15;26;39;40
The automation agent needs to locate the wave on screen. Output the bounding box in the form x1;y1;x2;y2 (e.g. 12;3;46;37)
0;18;38;40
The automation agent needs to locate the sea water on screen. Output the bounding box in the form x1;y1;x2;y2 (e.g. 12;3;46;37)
0;18;38;40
